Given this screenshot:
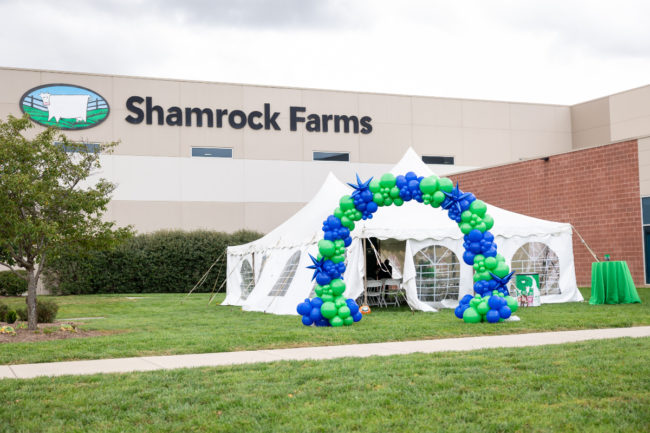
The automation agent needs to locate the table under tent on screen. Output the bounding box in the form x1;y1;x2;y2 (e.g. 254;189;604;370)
223;148;582;315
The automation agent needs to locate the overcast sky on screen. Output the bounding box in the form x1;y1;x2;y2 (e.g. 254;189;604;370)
1;0;649;104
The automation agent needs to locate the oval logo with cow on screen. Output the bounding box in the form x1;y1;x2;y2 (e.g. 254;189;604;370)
20;84;110;130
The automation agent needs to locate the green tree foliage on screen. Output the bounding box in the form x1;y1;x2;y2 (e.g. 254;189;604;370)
45;230;263;294
0;115;132;329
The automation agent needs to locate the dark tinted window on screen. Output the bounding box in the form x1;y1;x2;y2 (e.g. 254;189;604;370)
422;155;454;165
55;141;100;153
192;148;232;158
643;197;650;225
313;151;349;162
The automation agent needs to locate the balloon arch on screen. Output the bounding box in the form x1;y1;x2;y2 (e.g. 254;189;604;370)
296;172;518;327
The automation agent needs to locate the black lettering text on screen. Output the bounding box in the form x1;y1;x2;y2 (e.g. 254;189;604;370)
146;97;164;125
125;96;144;124
334;115;359;133
248;111;263;130
360;116;372;134
166;106;182;126
290;106;306;131
229;110;247;129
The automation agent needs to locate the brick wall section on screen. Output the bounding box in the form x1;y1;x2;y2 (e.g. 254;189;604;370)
449;140;644;287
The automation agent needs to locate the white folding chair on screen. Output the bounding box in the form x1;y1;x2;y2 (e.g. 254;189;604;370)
382;278;402;307
365;280;384;307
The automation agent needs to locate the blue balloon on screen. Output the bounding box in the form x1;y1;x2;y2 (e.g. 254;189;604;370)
360;189;373;202
483;231;494;243
316;272;331;286
338;227;350;239
463;251;475;266
469;242;482;254
367;202;378;213
488;295;502;310
324;231;335;241
454;305;468;319
315;318;330;327
486;309;500;323
498;305;512;319
309;307;323;322
348;304;360;316
311;297;324;308
327;215;341;229
302;315;314;326
460;294;474;305
396;175;407;189
343;236;352;247
468;229;483;243
352;312;363;322
297;301;311;316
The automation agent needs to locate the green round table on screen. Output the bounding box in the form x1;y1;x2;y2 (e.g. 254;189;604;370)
590;261;642;305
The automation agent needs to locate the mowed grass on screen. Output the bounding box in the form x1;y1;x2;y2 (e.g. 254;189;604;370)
1;337;648;433
0;287;648;365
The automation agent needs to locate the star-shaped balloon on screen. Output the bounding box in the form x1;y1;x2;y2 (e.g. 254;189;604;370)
347;174;373;198
488;271;515;292
442;182;472;213
307;253;327;281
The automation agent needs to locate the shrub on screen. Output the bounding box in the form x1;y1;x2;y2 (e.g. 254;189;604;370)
5;310;17;324
0;270;27;296
45;229;263;294
0;303;7;322
15;300;58;323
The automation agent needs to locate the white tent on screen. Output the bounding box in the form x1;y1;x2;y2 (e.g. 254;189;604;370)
223;149;582;315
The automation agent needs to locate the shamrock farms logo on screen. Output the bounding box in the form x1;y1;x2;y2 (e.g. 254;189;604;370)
20;84;109;130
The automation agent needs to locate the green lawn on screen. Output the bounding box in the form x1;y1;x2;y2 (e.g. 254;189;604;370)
1;337;648;432
0;287;648;365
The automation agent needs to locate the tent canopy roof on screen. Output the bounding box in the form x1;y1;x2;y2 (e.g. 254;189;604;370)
228;147;570;255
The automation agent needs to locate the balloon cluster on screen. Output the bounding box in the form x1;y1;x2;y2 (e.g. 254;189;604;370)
297;296;362;327
298;172;514;327
455;292;518;323
396;172;424;203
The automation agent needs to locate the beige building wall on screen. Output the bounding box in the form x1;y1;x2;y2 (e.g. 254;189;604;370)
609;85;650;142
638;137;650;197
570;97;611;149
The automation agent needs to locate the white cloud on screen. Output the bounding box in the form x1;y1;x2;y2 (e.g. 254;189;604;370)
1;0;649;104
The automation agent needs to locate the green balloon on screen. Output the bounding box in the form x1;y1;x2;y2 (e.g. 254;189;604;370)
394;197;404;206
340;216;352;228
459;222;472;234
334;297;347;308
505;295;518;313
484;256;497;270
334;239;345;248
475;221;487;233
438;177;454;193
321;293;334;302
383;197;393;206
463;307;481;323
338;305;351;318
330;316;344;327
330;279;346;296
477;301;490;315
315;285;323;296
494;262;510;278
343;316;354;326
469;296;481;308
340;195;355;211
318;240;336;257
333;208;343;219
470;200;487;217
373;193;384;205
321;302;337;319
431;191;445;207
419;176;439;194
379;173;396;188
483;214;494;230
389;186;401;198
369;179;381;193
460;210;472;223
331;254;345;264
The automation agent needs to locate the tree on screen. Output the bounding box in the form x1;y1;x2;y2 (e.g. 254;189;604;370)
0;114;132;330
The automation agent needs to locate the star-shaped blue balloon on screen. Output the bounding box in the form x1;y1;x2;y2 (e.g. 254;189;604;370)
307;253;327;281
347;174;373;198
442;182;472;213
489;271;515;293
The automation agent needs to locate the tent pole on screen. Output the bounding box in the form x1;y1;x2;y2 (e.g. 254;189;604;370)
363;237;368;305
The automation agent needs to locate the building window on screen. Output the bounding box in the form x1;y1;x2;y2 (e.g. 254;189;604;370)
510;242;561;296
268;250;301;296
413;245;460;303
191;147;232;158
313;151;349;162
55;141;100;153
643;197;650;283
422;155;454;165
239;259;255;301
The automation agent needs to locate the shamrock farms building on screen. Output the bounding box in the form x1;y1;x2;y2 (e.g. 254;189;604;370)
0;67;648;286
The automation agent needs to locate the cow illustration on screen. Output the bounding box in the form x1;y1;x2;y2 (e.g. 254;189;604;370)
39;93;90;123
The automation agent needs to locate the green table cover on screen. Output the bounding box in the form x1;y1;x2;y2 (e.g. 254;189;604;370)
590;261;642;305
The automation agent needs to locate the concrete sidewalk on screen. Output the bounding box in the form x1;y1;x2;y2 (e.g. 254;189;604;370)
1;326;649;380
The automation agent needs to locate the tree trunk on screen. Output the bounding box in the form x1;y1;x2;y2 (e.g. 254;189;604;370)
26;268;38;330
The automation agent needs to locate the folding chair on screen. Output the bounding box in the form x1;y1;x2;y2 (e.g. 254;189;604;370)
382;278;402;307
365;280;385;307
